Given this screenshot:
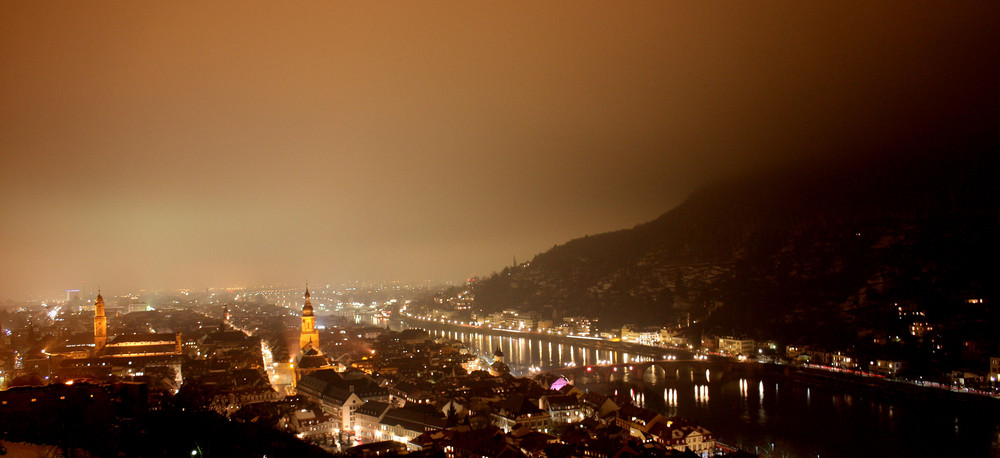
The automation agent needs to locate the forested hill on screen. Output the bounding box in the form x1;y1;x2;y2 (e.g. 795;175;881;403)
465;150;1000;346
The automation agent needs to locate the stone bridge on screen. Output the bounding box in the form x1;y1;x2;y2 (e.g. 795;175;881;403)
552;358;752;384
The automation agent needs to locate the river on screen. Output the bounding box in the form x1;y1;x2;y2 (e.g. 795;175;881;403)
378;316;1000;457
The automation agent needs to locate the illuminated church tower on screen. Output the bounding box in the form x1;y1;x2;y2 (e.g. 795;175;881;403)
220;304;230;331
299;287;320;352
93;290;107;353
490;346;509;377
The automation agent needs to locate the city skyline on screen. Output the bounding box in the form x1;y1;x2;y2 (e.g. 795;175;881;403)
3;1;998;299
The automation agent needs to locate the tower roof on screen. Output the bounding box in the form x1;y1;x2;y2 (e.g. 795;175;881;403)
94;290;105;316
494;346;504;357
303;286;314;316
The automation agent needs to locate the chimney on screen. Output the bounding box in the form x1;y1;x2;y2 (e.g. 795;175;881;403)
349;385;354;392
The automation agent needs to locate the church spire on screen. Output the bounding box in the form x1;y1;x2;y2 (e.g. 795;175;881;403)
303;286;313;316
95;289;105;316
299;284;320;352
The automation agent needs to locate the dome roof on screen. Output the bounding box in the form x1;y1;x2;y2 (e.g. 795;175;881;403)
302;287;314;316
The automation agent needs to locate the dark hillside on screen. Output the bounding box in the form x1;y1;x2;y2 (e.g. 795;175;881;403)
467;147;1000;349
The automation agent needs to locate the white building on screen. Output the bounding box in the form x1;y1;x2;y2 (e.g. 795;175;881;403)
718;338;754;356
831;353;856;369
621;325;661;345
295;370;389;435
874;360;905;377
284;407;337;440
539;394;584;427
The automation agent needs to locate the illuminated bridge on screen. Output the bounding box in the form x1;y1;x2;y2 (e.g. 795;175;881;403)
544;357;754;385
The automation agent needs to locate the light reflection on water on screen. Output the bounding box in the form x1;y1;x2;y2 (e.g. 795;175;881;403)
412;326;640;374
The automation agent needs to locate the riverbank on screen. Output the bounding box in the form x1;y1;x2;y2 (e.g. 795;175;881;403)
402;314;1000;407
774;364;1000;408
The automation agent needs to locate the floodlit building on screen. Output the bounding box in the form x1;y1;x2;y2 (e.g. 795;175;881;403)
659;328;688;347
94;290;108;353
42;291;185;385
617;404;715;457
102;333;183;358
299;288;321;352
990;357;1000;383
296;369;389;437
283;406;337;441
355;401;446;449
874;360;905;377
492;394;550;433
354;400;392;442
830;353;856;369
489;347;510;377
294;287;334;384
718;338;754;356
539;394;584;427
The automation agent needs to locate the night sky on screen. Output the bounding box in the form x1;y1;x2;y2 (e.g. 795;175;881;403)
2;2;997;299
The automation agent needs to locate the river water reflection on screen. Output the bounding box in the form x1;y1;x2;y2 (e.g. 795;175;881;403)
427;327;665;372
391;320;1000;457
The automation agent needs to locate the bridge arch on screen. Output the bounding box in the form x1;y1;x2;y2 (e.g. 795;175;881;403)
640;363;669;383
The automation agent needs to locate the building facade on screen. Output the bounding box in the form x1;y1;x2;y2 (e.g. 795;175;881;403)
93;291;107;353
718;338;754;356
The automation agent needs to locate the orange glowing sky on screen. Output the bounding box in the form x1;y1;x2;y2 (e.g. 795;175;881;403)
1;1;997;299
